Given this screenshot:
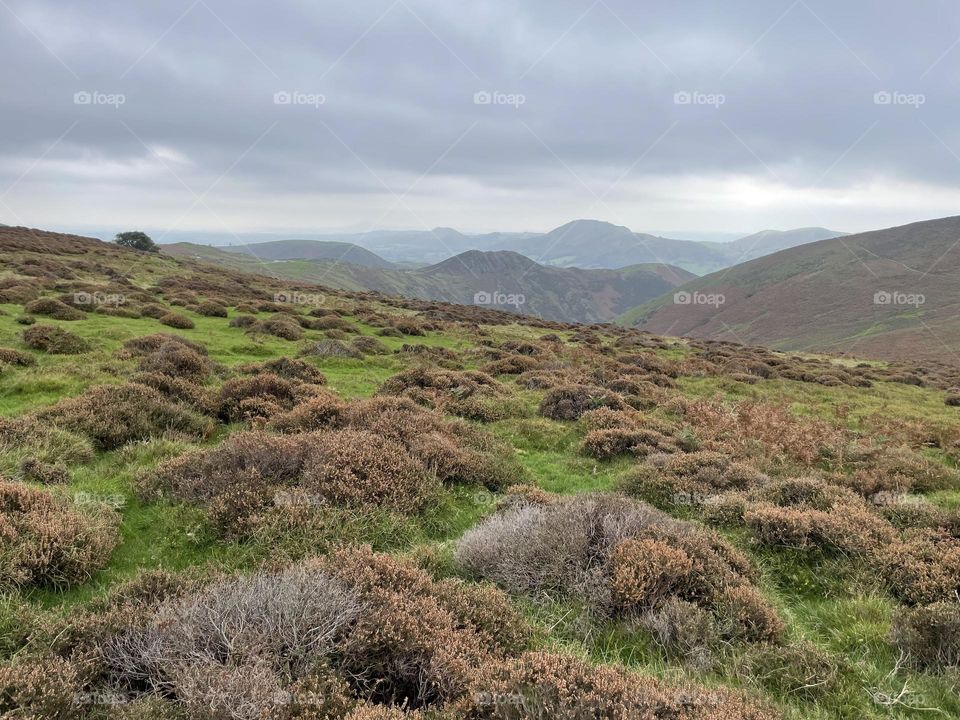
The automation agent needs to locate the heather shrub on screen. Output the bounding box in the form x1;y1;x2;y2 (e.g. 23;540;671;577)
19;457;70;484
229;313;257;328
0;653;80;719
21;324;90;354
266;392;346;433
159;312;195;329
253;313;304;340
216;372;321;422
538;384;626;420
130;371;219;415
891;603;960;670
352;336;390;355
456;651;779;720
482;355;540;375
33;383;212;450
881;530;960;605
14;314;35;325
736;642;843;701
301;339;362;358
23;296;85;320
238;357;327;384
456;493;778;641
196;300;228;317
139;302;169;319
0;480;119;589
138;341;212;381
639;598;719;669
121;333;207;357
0;416;93;476
0;347;36;366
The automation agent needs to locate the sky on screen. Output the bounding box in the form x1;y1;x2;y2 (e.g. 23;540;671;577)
2;0;960;240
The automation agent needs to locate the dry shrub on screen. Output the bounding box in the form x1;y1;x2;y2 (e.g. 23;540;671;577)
239;357;327;384
582;412;676;459
455;651;779;720
159;312;195;329
253;314;304;340
0;653;80;719
301;339;362;359
266;392;346;433
538;384;626;421
138;341;212;381
482;355;540;375
352;336;390;355
229;313;257;328
0;347;35;366
742;478;895;556
33;383;212;450
0;416;93;474
317;546;530;708
379;367;509;420
196;300;228;317
891;603;960;670
130;372;218;415
121;333;207;358
621;452;766;508
216;372;323;422
639;598;719;669
392;318;426;336
0;480;118;589
21;324;91;354
23;296;86;320
300;429;438;514
881;530;960;605
139;302;169;319
19;457;70;484
456;493;779;641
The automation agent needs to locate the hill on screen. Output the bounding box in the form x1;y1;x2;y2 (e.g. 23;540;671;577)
620;215;960;361
164;244;693;324
2;224;960;720
714;227;848;263
494;220;732;274
219;238;395;269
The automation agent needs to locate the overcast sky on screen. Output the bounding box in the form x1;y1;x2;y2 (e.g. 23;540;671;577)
2;0;960;239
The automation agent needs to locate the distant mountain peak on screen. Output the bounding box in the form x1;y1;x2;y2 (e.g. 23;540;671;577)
425;249;538;275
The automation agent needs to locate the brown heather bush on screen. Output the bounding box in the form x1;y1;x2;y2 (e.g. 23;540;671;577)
266;391;346;433
881;529;960;605
0;416;93;475
0;653;80;719
391;317;426;336
891;603;960;670
19;457;70;484
238;356;327;384
21;323;91;354
740;478;896;556
23;296;86;320
735;642;843;702
252;313;304;340
196;299;228;317
138;341;212;381
229;313;257;328
482;355;541;375
0;480;119;589
456;493;780;641
0;347;35;366
97;549;530;716
159;311;195;329
216;372;324;422
538;383;626;421
301;338;363;358
454;651;779;720
33;382;213;450
352;335;390;355
121;332;208;357
130;372;218;415
139;302;169;319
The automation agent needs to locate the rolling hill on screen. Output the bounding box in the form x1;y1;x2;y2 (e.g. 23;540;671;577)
220;239;395;269
163;243;693;324
620;215;960;362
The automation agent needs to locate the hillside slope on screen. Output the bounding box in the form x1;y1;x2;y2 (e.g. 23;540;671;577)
164;244;693;324
219;238;395;269
621;216;960;361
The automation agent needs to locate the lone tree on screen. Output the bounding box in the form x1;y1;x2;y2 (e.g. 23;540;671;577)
114;231;159;253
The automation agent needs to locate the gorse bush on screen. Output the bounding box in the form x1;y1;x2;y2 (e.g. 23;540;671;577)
0;480;118;589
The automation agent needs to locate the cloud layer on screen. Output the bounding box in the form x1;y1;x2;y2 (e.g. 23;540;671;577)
2;0;960;236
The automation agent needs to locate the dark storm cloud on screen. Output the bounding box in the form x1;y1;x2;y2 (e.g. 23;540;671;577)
2;0;960;232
